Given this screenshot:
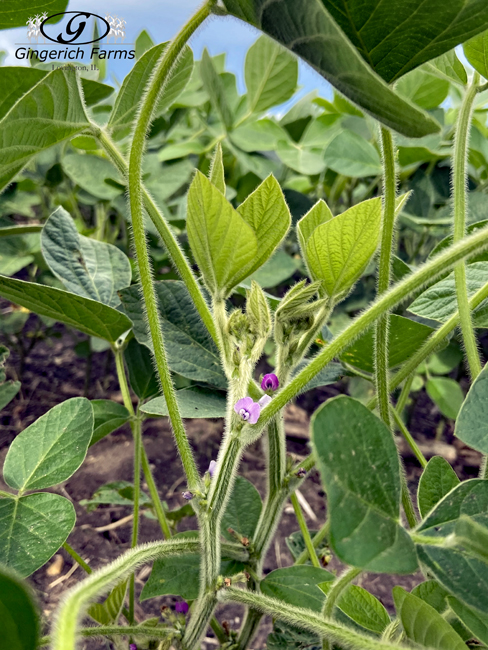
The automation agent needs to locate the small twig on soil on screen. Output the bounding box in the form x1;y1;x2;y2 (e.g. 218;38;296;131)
48;561;80;589
295;489;317;522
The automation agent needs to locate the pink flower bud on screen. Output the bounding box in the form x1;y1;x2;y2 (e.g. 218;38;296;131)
261;373;279;391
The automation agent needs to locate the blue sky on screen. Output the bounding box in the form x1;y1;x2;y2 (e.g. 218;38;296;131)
1;0;333;102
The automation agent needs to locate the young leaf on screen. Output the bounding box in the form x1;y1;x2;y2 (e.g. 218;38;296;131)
200;49;233;129
297;200;334;258
0;566;39;650
209;143;226;194
90;400;130;446
41;207;131;307
108;43;193;138
119;281;227;389
323;584;390;635
396;69;449;110
3;397;93;491
124;338;159;401
88;580;128;625
393;586;467;650
456;362;488;454
412;580;450;613
425;50;468;86
135;29;155;59
0;276;133;343
62;153;124;200
426;377;464;420
312;396;417;573
448;596;488;645
260;566;334;611
0;68;89;193
305;198;382;301
0;493;75;577
245;35;298;113
417;456;460;519
464;30;488;80
221;0;440;137
323;130;382;177
409;262;488;327
221;476;262;542
141;386;227;419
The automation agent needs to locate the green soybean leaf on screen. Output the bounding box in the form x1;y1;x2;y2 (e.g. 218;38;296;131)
3;398;93;491
80;481;151;511
448;596;488;645
464;30;488;80
141;387;227;419
88;580;128;625
0;566;39;650
62;154;124;200
261;566;334;611
297;200;334;257
0;493;75;577
320;583;390;635
426;377;464;420
119;281;227;389
245;35;298;113
0;1;68;29
417;457;460;519
124;338;159;401
221;0;440;137
0;276;132;342
341;314;434;373
454;515;488;563
292;360;344;394
135;29;154;59
0;345;20;412
240;250;301;290
209;143;226;194
90;400;130;446
412;580;450;613
108;43;193;138
426;51;468;86
0;68;44;121
41;207;131;307
0;68;89;193
221;476;262;542
231;119;289;152
305;198;382;301
396;69;450;110
393;586;467;650
79;79;114;107
417;544;488;614
200;49;233;129
456;363;488;454
409;262;488;326
323;130;382;177
312;396;417;573
276;141;326;175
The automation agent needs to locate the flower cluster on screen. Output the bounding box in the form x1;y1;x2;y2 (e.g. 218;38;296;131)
234;374;279;424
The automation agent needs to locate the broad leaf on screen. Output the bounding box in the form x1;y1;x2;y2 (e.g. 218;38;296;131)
200;49;233;129
0;493;75;577
297;200;333;257
90;400;130;446
312;396;417;573
0;1;68;29
141;387;227;419
231;119;290;153
276;141;326;175
108;43;193;138
294;361;344;394
396;69;450;110
305;198;382;301
456;362;488;453
3;398;93;491
464;30;488;80
412;580;450;613
335;585;390;635
221;476;262;542
0;566;39;650
409;262;488;326
80;481;151;511
393;586;467;650
341;314;434;373
221;0;440;137
61;154;124;200
448;596;488;645
0;276;132;342
323;130;382;177
426;377;464;420
41;207;131;307
119;281;227;389
417;457;460;519
454;515;488;563
124;338;159;401
426;51;467;86
245;35;298;113
260;566;334;611
0;68;89;193
209;143;226;194
240;250;301;289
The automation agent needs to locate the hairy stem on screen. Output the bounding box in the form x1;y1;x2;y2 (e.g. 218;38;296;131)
254;224;488;430
375;127;396;428
391;405;427;469
40;625;177;646
128;415;142;622
290;492;321;568
452;73;482;380
295;521;330;565
322;566;362;650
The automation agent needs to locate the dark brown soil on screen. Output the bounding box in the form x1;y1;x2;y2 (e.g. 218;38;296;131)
0;318;482;649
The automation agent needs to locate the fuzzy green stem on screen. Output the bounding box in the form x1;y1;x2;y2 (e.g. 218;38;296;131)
52;539;200;650
295;520;330;565
396;374;414;415
391;406;428;469
126;6;213;492
253;224;488;430
62;543;92;574
266;416;287;502
452;74;482;380
375;127;396;428
141;446;172;539
128;416;142;622
290;492;321;568
220;588;406;650
322;566;362;650
40;625;177;646
400;470;418;528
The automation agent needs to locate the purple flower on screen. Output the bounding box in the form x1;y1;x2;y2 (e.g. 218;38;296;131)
234;397;261;424
261;373;279;391
129;645;137;650
182;491;194;500
208;460;217;478
258;394;271;408
175;600;189;614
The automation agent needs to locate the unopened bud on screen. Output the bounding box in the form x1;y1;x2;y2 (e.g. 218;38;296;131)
182;491;194;500
296;468;307;478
